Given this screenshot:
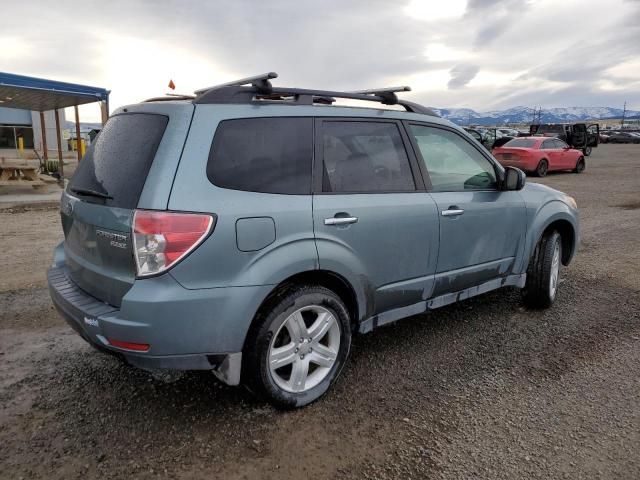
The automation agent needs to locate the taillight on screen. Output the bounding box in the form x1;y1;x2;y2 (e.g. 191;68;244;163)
133;210;215;277
108;339;150;352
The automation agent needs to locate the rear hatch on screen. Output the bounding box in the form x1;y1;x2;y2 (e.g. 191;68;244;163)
61;105;192;306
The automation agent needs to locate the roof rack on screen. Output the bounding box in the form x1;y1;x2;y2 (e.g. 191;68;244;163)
194;72;277;95
143;94;195;102
349;86;411;105
191;72;438;116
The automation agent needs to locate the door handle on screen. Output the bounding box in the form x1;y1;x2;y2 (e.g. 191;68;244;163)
441;208;464;217
324;216;358;226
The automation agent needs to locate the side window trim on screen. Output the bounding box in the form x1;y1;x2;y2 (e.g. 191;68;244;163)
312;117;425;195
403;121;504;193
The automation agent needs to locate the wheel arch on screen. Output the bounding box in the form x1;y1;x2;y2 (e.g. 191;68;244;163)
537;218;577;266
244;269;363;354
520;200;579;273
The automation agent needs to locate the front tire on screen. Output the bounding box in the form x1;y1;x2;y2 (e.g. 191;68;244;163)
243;285;352;409
574;156;585;173
583;146;592;156
522;231;562;309
535;159;549;177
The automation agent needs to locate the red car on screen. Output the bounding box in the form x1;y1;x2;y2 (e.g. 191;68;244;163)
493;137;585;177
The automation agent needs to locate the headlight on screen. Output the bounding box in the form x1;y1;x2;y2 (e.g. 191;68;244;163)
565;195;577;209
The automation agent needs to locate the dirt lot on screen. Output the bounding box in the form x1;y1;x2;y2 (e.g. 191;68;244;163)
1;144;639;479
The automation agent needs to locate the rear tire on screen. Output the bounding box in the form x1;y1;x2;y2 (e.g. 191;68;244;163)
522;231;562;309
242;285;352;409
535;159;549;177
573;157;585;173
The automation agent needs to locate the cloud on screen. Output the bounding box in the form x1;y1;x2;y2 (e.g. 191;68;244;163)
0;0;639;120
466;0;532;44
448;64;479;89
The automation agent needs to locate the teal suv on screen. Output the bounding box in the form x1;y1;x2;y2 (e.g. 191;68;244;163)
48;73;579;408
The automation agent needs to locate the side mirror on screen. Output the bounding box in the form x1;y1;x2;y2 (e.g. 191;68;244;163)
504;166;526;191
563;145;572;150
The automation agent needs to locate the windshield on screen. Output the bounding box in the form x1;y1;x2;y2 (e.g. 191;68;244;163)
536;125;564;134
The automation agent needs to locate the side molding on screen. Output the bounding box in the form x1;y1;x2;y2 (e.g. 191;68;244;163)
358;273;526;333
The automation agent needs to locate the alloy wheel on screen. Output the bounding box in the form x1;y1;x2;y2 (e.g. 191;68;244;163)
549;241;561;299
268;305;341;393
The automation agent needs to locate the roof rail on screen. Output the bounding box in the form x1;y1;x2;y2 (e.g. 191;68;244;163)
192;73;438;117
194;72;277;95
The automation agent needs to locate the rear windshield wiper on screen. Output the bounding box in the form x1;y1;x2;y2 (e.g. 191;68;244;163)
70;187;113;200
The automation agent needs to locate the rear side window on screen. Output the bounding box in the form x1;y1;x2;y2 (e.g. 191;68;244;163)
207;117;312;194
69;113;168;209
321;121;415;193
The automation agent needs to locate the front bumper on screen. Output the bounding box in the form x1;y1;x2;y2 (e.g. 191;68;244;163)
47;261;270;385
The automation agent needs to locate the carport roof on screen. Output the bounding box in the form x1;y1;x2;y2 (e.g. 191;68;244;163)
0;72;109;111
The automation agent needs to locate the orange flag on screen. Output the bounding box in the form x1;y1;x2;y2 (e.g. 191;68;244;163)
168;79;176;90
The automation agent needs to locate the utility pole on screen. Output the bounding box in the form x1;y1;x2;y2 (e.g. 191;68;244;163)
621;101;626;128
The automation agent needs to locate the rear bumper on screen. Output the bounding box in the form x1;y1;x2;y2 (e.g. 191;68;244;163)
47;249;272;384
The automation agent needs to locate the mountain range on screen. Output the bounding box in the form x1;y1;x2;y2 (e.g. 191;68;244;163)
68;107;639;130
430;106;640;126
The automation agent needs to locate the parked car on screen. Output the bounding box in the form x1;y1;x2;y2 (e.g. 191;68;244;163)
530;123;599;156
607;131;640;143
498;127;520;138
484;127;515;148
463;127;485;146
465;127;513;150
48;73;579;408
493;137;585;177
599;131;611;143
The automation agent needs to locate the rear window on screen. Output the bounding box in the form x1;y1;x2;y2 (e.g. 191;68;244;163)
207;117;312;194
68;113;168;209
504;138;537;148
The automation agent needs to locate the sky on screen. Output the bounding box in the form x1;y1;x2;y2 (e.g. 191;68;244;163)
1;0;639;122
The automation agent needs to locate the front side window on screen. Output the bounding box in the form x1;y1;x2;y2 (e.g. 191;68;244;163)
409;125;497;192
541;140;555;150
321;121;415;193
207;117;312;194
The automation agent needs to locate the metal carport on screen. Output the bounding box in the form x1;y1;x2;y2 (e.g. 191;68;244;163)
0;72;110;180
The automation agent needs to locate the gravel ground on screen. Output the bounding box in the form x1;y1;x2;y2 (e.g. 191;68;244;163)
1;144;639;479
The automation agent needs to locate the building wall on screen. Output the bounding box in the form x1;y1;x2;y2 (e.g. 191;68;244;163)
0;106;32;125
31;110;69;152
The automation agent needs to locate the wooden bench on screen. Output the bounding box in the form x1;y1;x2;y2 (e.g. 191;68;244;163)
0;161;46;188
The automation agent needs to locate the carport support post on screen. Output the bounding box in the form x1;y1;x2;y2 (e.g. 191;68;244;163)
54;109;64;182
74;105;82;162
100;101;108;126
39;111;48;161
